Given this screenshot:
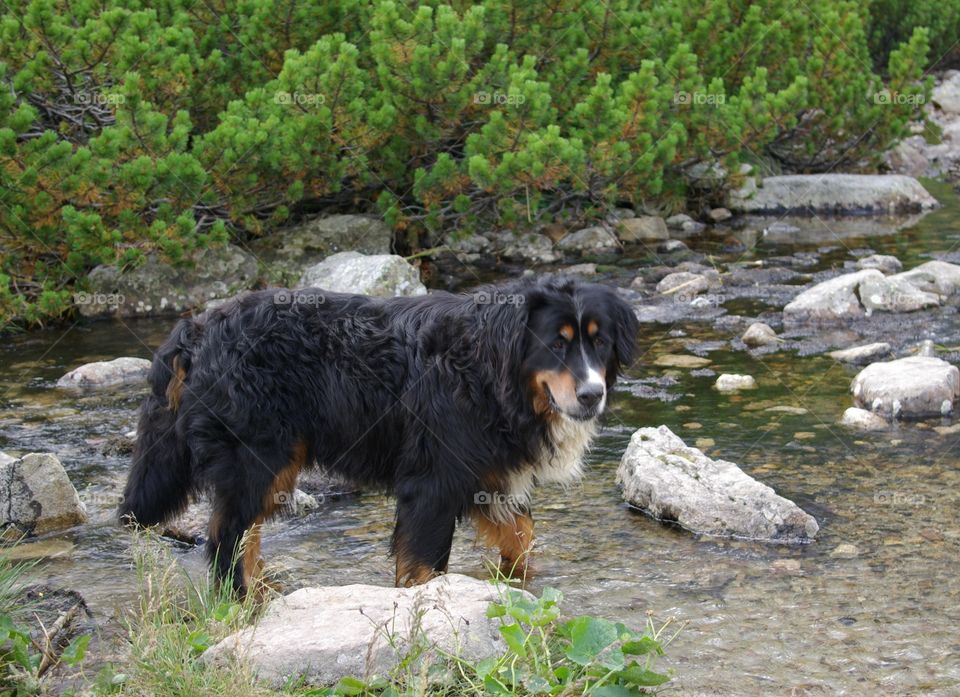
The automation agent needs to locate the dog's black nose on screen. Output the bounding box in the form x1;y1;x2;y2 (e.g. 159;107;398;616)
576;385;604;408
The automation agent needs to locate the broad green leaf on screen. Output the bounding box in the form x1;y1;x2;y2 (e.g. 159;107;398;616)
61;634;91;665
499;622;527;657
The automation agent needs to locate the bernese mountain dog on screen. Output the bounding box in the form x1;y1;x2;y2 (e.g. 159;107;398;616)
119;275;639;594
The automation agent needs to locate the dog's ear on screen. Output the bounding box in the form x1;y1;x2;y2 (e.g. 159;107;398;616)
474;283;542;402
606;288;639;374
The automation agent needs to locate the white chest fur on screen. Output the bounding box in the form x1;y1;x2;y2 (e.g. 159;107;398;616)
485;416;597;522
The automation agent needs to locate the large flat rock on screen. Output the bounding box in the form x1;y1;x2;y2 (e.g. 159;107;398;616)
204;574;515;687
729;174;939;214
617;426;818;543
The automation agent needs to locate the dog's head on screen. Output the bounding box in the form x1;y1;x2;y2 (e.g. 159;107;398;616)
480;277;639;423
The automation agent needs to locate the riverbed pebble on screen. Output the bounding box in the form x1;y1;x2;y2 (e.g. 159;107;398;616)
828;342;892;365
715;374;757;391
856;254;902;274
741;322;778;347
839;407;889;431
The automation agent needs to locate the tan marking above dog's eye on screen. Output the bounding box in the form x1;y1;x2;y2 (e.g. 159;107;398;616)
559;324;575;341
586;319;599;337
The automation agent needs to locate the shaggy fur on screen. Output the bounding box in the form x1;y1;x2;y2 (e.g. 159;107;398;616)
119;276;639;592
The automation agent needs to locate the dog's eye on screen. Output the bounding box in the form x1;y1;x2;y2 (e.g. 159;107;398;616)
552;339;566;352
594;337;605;347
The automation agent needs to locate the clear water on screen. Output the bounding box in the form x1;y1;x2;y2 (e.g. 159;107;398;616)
3;183;960;695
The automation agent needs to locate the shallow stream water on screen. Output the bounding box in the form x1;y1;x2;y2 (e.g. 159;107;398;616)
2;183;960;695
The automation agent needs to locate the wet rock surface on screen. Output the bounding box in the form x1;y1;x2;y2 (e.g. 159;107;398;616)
617;426;819;543
851;356;960;419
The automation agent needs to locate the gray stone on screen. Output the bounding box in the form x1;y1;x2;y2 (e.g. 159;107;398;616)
557;226;619;252
828;342;891;365
728;174;940;214
852;356;960;419
563;263;597;276
708;207;732;222
783;269;938;322
56;357;152;390
617;426;818;543
656;272;710;297
298;252;426;298
915;339;937;357
0;453;15;467
497;232;560;264
715;374;757;392
604;207;636;224
445;233;491;261
665;213;694;229
204;574;520;687
856;254;903;274
252;215;393;283
741;322;778;347
657;239;689;254
681;220;707;235
894;260;960;296
858;273;939;314
931;71;960;114
80;245;258;318
839;407;889;431
0;454;88;536
617;216;669;242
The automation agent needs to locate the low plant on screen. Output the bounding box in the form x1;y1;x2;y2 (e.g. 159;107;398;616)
0;551;91;695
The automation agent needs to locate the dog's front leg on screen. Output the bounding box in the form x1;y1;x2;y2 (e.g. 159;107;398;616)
390;480;458;587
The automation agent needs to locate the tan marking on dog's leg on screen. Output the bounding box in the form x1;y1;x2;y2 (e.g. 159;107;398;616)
473;510;535;580
394;546;440;588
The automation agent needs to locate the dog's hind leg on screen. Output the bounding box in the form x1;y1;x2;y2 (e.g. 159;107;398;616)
390;480;458;587
206;441;305;596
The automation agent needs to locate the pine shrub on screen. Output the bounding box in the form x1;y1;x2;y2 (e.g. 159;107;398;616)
0;0;933;326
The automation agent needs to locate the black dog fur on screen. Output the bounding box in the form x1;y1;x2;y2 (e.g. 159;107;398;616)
119;275;638;592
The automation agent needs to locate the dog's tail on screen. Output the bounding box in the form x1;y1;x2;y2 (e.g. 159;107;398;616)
119;319;196;527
